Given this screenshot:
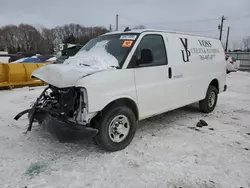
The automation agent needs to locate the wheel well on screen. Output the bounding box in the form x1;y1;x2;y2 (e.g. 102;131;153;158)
101;98;139;120
209;79;219;90
91;98;139;124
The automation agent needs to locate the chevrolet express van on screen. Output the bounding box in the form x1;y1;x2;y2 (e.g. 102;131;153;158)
15;29;227;151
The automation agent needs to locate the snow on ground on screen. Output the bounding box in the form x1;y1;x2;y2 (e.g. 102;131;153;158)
0;72;250;188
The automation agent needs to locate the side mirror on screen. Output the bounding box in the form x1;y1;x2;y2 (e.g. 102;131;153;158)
140;49;153;64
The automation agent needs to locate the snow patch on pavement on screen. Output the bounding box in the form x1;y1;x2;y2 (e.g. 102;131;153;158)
0;72;250;188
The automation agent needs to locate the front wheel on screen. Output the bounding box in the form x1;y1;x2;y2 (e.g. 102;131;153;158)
94;106;137;152
199;85;218;113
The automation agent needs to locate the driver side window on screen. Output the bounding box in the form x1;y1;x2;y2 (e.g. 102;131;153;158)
129;34;168;68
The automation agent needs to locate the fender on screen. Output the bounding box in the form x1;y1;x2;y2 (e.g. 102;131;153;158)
75;69;138;114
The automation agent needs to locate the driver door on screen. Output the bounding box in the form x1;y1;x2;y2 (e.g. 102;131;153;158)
129;34;170;119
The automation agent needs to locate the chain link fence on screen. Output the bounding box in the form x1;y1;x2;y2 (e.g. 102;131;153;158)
226;52;250;71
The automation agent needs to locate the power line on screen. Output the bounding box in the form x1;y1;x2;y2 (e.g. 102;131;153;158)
185;29;219;33
229;14;250;20
116;13;250;37
118;13;250;29
118;16;219;27
144;18;219;26
116;21;221;33
119;15;144;24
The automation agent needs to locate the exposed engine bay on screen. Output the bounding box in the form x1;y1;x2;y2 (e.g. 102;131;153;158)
14;86;98;141
37;86;82;120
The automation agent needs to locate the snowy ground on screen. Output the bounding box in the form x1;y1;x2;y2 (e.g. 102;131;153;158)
0;72;250;188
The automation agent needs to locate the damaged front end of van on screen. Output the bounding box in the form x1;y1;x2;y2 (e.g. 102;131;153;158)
14;32;136;142
15;85;100;142
14;64;101;141
14;48;118;142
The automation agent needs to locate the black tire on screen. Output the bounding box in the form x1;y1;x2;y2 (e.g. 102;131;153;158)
94;105;137;152
199;85;218;113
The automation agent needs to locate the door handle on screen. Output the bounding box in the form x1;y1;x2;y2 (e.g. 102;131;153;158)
168;67;172;79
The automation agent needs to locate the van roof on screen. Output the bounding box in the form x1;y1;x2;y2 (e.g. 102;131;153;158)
103;29;217;39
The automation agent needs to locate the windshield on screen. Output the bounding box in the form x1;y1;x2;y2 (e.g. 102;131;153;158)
64;33;138;69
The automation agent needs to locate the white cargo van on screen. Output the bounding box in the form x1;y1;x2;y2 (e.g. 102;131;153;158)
15;29;227;151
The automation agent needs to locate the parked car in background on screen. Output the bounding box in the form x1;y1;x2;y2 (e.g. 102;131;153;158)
0;52;10;63
61;45;83;57
46;56;57;62
13;57;42;63
36;55;55;62
9;54;56;63
226;55;240;74
8;52;36;62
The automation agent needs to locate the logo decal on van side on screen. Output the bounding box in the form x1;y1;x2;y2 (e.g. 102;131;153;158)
180;38;191;62
198;40;212;48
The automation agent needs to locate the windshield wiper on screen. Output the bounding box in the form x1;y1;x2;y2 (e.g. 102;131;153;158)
110;66;119;69
79;63;90;67
80;63;119;69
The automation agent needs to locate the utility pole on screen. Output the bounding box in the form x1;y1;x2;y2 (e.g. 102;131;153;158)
116;14;119;31
225;26;230;52
219;15;227;41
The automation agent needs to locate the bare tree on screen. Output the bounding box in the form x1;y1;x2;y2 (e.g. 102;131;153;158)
78;26;108;45
41;27;56;54
232;41;239;50
0;28;6;51
242;36;250;51
0;25;20;53
0;23;109;54
18;24;46;53
53;24;108;45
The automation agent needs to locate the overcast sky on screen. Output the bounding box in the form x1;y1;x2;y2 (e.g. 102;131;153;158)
0;0;249;48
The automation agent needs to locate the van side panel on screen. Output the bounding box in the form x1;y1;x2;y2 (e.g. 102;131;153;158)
76;31;226;121
165;33;226;106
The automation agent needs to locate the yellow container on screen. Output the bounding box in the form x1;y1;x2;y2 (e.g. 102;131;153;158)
0;63;49;89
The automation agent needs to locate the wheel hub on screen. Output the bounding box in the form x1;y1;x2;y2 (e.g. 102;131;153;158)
208;91;216;108
108;115;130;143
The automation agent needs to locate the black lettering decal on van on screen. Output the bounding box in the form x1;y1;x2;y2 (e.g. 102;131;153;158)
198;40;212;48
198;40;203;47
180;38;191;62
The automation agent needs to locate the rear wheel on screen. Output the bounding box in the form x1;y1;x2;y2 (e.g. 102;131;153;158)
199;85;218;113
94;106;137;152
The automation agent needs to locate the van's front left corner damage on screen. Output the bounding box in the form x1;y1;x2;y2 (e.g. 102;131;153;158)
14;86;98;142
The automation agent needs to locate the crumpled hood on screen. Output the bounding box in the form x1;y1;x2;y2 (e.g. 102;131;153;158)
32;64;103;88
32;40;119;88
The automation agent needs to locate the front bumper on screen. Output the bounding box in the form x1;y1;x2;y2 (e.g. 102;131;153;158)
40;114;98;142
15;108;98;142
14;86;98;142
